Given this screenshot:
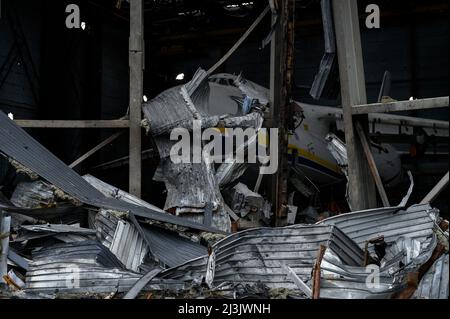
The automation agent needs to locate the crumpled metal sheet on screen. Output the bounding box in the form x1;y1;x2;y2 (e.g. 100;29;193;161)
234;74;269;106
317;204;438;252
309;0;337;100
152;138;231;232
14;224;96;244
24;240;185;295
319;235;439;299
141;225;208;269
381;235;437;272
83;174;166;214
20;224;96;235
413;253;449;299
215;112;264;188
142;69;219;136
319;251;406;299
10;181;55;209
95;210;208;270
159;224;365;290
0;110;220;234
153;139;223;213
325;133;347;169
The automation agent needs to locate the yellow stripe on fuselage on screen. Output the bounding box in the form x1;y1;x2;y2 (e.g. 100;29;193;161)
288;144;341;174
213;128;341;174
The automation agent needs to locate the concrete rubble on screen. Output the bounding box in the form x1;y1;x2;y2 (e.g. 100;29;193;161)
0;70;448;300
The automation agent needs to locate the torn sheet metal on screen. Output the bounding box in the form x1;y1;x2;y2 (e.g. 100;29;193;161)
83;174;165;214
310;0;337;100
25;241;139;294
141;225;207;269
319;234;440;299
153;139;222;214
10;181;55;209
14;224;96;244
160;225;365;290
325;133;348;169
20;224;96;236
95;210;207;270
153;145;230;232
216;113;264;188
142;69;219;136
0;110;219;233
24;240;185;295
233;75;269;107
319;251;406;299
224;183;265;218
413;253;449;299
317;204;438;252
123;269;162;299
381;235;438;273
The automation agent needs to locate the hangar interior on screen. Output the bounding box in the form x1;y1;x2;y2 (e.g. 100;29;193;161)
0;0;448;299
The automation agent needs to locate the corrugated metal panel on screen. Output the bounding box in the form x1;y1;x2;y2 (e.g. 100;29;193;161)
142;69;219;136
25;241;185;294
95;210;207;270
413;253;449;299
110;219;148;272
95;210;121;249
317;204;438;250
160;224;365;289
319;235;438;299
142;225;208;268
0;111;220;233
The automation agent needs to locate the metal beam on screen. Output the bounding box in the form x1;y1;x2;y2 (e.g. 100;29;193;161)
420;172;449;205
353;96;449;115
355;122;390;207
332;0;376;210
269;0;295;227
69;132;123;169
14;120;130;128
129;0;144;197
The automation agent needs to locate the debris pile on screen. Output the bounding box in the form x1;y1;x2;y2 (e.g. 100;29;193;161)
0;70;448;299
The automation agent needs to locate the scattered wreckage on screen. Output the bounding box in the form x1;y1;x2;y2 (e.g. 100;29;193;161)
0;70;448;299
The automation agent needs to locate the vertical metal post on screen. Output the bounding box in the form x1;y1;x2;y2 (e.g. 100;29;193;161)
269;0;295;226
129;0;143;197
332;0;376;210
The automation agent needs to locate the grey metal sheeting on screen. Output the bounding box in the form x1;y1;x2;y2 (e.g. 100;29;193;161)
319;253;406;299
141;225;208;268
142;69;219;136
160;224;365;289
319;235;439;299
317;204;438;250
109;219;148;272
95;210;208;269
0;111;219;233
25;241;185;294
413;253;449;299
21;224;96;235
